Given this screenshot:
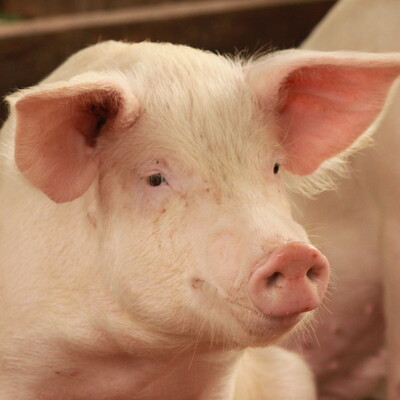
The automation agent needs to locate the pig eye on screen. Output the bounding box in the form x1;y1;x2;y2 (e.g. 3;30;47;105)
146;173;167;187
273;163;280;174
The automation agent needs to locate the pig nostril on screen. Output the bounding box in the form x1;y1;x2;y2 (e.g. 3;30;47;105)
266;272;282;287
306;266;319;282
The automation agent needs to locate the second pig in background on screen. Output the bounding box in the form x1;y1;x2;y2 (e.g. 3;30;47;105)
284;0;400;399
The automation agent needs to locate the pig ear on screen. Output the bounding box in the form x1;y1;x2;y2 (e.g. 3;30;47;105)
247;50;400;175
11;73;139;203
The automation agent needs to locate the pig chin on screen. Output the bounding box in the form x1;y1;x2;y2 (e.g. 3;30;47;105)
226;303;307;347
190;280;306;347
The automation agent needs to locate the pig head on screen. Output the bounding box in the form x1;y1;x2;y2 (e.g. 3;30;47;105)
1;41;400;398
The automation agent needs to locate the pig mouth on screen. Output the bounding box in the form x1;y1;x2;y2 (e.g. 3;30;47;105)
191;277;305;344
225;297;304;337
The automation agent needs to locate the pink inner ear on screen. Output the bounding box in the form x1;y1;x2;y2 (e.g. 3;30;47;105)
15;88;124;203
279;65;400;175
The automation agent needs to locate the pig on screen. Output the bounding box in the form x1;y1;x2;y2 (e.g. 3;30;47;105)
0;39;399;400
282;0;400;399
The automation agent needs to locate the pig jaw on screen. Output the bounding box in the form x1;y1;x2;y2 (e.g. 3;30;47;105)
27;346;240;400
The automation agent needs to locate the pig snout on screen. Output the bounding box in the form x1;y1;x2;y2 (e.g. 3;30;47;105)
248;242;330;317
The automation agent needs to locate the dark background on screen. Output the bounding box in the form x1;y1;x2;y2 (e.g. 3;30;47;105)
0;0;337;124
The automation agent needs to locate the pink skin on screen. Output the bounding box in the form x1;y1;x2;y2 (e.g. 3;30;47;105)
1;41;400;399
248;242;330;317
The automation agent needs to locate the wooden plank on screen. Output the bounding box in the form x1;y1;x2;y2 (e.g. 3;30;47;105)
0;0;336;123
0;0;335;37
1;0;210;18
1;0;332;17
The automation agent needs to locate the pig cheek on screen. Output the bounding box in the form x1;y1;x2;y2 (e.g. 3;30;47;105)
102;215;189;331
203;231;252;297
184;211;259;315
174;198;240;290
97;176;188;327
130;218;203;332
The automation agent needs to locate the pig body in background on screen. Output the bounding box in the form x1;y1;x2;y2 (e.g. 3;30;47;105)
283;0;400;399
0;40;399;399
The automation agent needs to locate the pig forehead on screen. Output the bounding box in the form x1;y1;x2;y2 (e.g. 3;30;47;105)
119;44;279;169
130;44;254;125
126;87;277;178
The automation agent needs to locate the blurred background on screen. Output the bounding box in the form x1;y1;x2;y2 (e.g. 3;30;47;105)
0;0;336;123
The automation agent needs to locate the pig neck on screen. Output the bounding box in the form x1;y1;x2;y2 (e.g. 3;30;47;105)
42;290;242;400
3;314;241;400
33;347;240;400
